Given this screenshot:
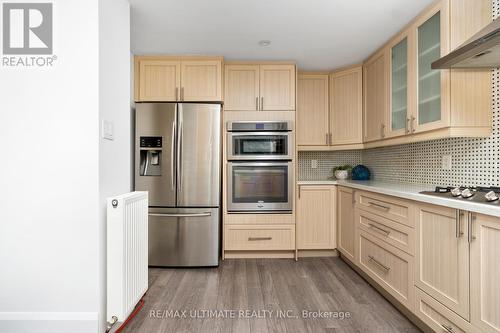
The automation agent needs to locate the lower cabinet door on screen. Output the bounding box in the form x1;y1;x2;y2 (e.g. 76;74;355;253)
296;185;336;249
415;203;470;320
415;287;473;333
358;230;414;310
337;186;356;261
470;213;500;333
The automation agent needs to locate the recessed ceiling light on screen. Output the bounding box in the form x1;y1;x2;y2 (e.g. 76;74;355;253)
258;40;271;47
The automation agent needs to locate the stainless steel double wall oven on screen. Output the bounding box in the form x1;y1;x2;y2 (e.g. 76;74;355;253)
227;121;294;213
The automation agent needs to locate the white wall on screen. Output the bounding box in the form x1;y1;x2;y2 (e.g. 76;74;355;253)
98;0;131;332
0;0;131;332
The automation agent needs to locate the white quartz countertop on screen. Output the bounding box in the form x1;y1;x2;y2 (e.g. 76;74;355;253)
297;180;500;218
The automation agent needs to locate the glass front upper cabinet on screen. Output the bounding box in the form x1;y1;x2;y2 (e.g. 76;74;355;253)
391;37;408;134
417;12;441;126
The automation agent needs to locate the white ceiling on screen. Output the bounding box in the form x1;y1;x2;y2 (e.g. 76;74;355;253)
130;0;435;71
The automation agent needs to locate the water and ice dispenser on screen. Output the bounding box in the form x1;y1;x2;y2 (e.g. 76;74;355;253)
139;136;162;176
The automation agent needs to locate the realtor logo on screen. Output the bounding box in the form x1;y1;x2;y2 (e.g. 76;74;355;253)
2;3;53;55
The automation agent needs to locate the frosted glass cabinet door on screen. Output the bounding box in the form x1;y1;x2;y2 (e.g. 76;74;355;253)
390;38;408;136
417;12;442;127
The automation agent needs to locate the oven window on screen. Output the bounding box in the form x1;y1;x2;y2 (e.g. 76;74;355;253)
233;135;287;156
232;165;288;203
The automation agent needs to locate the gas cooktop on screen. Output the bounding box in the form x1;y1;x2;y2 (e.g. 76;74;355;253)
420;186;500;205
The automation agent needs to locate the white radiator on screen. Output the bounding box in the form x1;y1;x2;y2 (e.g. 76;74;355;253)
107;191;148;323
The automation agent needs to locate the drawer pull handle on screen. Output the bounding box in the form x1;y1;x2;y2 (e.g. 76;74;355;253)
368;223;391;236
441;324;455;332
368;202;390;211
368;255;391;272
248;237;272;241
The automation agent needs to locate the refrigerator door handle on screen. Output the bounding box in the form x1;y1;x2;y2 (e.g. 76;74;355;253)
171;119;176;191
177;118;183;191
149;212;212;218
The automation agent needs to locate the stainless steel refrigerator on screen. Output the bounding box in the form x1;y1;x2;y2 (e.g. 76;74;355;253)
135;103;221;267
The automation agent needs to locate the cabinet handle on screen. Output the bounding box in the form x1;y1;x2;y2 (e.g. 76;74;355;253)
256;97;259;110
455;210;463;238
405;117;410;134
441;324;455;333
368;255;391;272
261;97;264;110
368;223;391;236
326;133;329;145
248;237;272;241
180;87;184;101
298;185;301;199
468;212;476;243
368;201;390;211
176;87;179;101
329;133;333;145
411;116;416;133
381;124;386;138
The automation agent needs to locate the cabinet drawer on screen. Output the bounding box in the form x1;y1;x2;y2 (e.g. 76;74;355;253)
415;287;473;333
358;230;414;310
356;209;414;255
356;191;414;227
224;225;295;251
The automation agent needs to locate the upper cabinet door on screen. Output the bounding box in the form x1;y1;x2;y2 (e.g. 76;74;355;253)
224;65;260;111
388;35;411;138
297;74;329;146
363;50;388;142
180;60;222;102
470;213;500;333
330;67;363;145
259;65;296;111
139;60;181;101
413;1;450;133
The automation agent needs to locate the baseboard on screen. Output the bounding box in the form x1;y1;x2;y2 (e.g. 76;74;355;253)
223;250;295;259
0;312;98;333
297;249;338;258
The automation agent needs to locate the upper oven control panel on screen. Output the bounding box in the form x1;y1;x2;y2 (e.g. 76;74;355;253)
227;121;293;132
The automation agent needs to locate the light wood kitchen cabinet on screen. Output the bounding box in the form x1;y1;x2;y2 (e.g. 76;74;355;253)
224;224;295;251
358;230;414;310
411;0;450;134
135;56;223;102
138;60;181;101
225;63;296;111
470;213;500;333
224;65;260;111
330;67;363;145
180;60;222;101
415;287;473;333
260;65;296;111
337;186;356;262
297;74;329;146
362;0;492;148
415;203;470;320
387;31;412;138
296;185;336;250
363;49;388;142
296;67;363;150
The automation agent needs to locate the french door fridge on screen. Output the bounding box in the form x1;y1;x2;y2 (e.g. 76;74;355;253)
135;103;221;267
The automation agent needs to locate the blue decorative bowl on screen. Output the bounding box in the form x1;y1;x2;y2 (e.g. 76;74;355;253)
351;165;370;180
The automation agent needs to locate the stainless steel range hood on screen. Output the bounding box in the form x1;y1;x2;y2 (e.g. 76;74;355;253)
432;19;500;69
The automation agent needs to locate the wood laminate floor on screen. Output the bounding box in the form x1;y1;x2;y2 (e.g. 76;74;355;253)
121;257;420;333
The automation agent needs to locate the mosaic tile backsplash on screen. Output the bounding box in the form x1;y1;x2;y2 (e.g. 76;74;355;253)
299;0;499;187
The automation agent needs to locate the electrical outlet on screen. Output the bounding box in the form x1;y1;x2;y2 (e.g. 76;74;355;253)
442;155;452;170
311;160;318;169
